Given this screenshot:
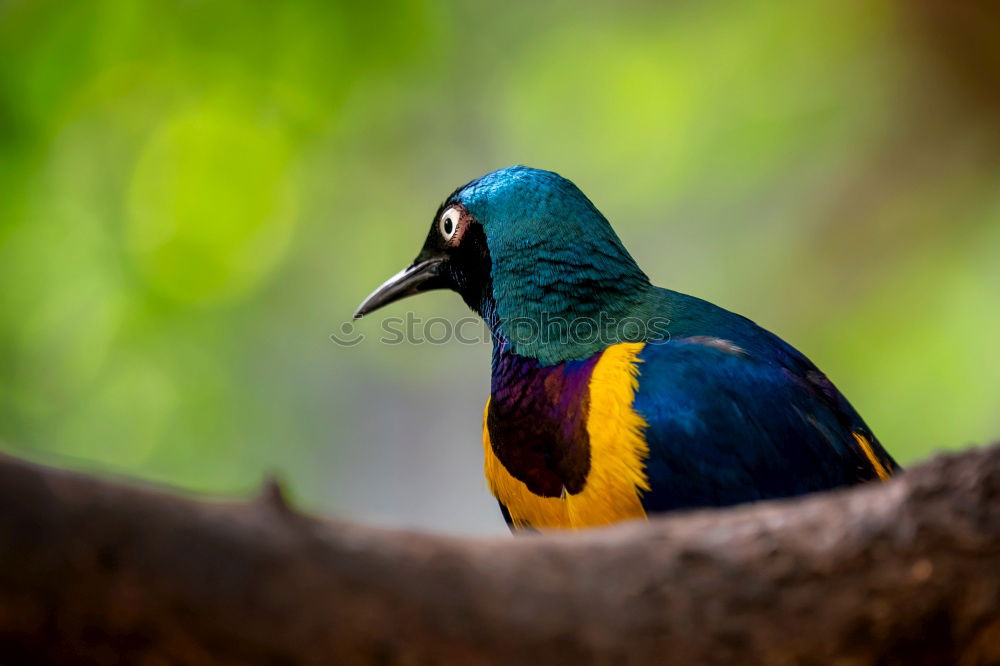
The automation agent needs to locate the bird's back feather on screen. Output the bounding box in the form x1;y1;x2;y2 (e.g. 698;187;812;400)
632;334;895;513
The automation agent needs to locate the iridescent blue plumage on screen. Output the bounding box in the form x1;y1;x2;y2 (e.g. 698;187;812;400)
630;292;896;511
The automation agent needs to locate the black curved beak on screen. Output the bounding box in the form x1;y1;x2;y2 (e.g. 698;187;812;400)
353;257;449;319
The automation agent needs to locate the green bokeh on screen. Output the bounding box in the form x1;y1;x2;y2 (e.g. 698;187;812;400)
127;103;297;304
1;0;997;533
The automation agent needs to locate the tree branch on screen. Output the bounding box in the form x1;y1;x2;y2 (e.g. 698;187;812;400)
0;444;998;665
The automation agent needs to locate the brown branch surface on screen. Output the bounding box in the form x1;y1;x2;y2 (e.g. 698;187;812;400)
0;445;998;666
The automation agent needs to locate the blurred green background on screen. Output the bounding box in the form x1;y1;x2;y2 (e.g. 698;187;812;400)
1;0;998;534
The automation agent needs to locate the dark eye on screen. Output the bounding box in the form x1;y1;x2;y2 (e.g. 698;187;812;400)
439;207;459;241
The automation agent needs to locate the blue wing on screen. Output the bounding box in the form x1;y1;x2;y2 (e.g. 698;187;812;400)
631;335;898;513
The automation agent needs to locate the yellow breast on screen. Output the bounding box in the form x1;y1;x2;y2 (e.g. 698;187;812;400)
482;342;651;530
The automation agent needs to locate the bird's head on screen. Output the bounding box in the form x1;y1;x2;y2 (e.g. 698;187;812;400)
355;166;651;362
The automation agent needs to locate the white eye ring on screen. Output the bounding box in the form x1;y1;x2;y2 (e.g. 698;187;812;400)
439;207;460;242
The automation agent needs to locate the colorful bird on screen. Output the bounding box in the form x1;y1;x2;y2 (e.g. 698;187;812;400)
355;166;898;531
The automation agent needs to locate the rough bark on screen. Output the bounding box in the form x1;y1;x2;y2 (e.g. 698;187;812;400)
0;445;998;666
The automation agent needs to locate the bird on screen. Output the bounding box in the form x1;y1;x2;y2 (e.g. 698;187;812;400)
354;165;899;531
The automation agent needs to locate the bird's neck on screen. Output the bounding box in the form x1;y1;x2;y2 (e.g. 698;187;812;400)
476;249;657;365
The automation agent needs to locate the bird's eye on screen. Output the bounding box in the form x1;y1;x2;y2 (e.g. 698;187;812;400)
439;207;459;242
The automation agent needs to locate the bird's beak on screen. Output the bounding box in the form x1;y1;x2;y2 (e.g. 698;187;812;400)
353;257;448;319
